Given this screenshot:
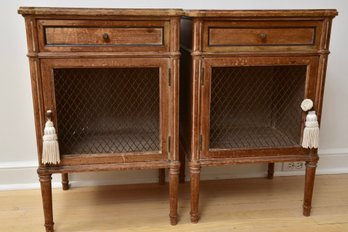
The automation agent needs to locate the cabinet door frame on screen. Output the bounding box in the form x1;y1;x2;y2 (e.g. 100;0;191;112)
200;56;319;159
40;57;171;166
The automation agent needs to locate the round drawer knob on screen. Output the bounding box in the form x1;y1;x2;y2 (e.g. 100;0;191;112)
259;33;267;41
102;33;109;41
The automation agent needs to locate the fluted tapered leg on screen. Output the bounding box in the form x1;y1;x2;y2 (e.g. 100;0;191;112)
190;162;200;223
267;163;275;179
159;169;166;185
169;163;179;225
303;160;317;216
39;171;54;232
62;173;70;190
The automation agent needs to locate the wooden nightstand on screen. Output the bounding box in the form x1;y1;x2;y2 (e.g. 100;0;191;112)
19;7;183;231
180;9;337;223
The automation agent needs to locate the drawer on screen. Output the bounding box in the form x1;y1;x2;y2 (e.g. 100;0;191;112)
203;21;322;52
38;20;170;52
209;27;315;46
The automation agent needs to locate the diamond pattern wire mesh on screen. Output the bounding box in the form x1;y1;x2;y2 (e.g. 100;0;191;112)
209;65;306;149
54;68;160;155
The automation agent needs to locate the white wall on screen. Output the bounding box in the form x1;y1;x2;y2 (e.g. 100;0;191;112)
1;0;348;190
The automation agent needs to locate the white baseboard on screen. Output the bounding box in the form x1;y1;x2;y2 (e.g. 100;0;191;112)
0;162;160;191
1;149;347;191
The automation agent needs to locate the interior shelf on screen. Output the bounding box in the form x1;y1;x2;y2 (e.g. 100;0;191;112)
60;130;160;155
209;126;299;150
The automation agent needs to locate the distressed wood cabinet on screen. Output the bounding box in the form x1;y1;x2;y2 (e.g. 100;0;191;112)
19;7;182;231
180;9;337;222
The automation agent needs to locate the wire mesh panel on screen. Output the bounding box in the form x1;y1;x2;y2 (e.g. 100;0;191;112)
209;65;306;150
54;68;160;155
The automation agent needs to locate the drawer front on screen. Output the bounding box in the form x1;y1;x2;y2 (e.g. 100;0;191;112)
209;27;315;46
203;21;322;52
45;27;163;46
38;20;169;52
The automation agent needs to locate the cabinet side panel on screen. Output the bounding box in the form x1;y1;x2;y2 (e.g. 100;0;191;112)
169;17;181;162
179;49;193;159
180;18;193;51
316;18;334;123
24;16;44;166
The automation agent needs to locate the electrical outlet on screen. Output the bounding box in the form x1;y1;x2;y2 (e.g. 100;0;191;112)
282;162;305;171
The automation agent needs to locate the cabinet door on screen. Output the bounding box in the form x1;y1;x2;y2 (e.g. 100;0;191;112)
200;56;319;159
40;58;170;165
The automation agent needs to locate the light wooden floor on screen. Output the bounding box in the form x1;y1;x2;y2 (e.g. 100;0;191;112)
1;174;348;232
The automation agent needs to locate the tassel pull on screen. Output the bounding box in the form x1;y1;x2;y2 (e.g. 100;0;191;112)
301;99;320;149
42;110;60;164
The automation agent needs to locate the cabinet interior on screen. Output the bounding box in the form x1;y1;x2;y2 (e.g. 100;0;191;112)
53;67;161;155
209;65;306;150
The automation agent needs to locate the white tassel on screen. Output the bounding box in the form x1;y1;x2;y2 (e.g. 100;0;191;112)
302;110;320;149
42;118;60;164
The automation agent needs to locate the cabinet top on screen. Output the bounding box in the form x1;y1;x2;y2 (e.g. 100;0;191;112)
184;9;338;18
18;7;184;17
18;7;337;18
